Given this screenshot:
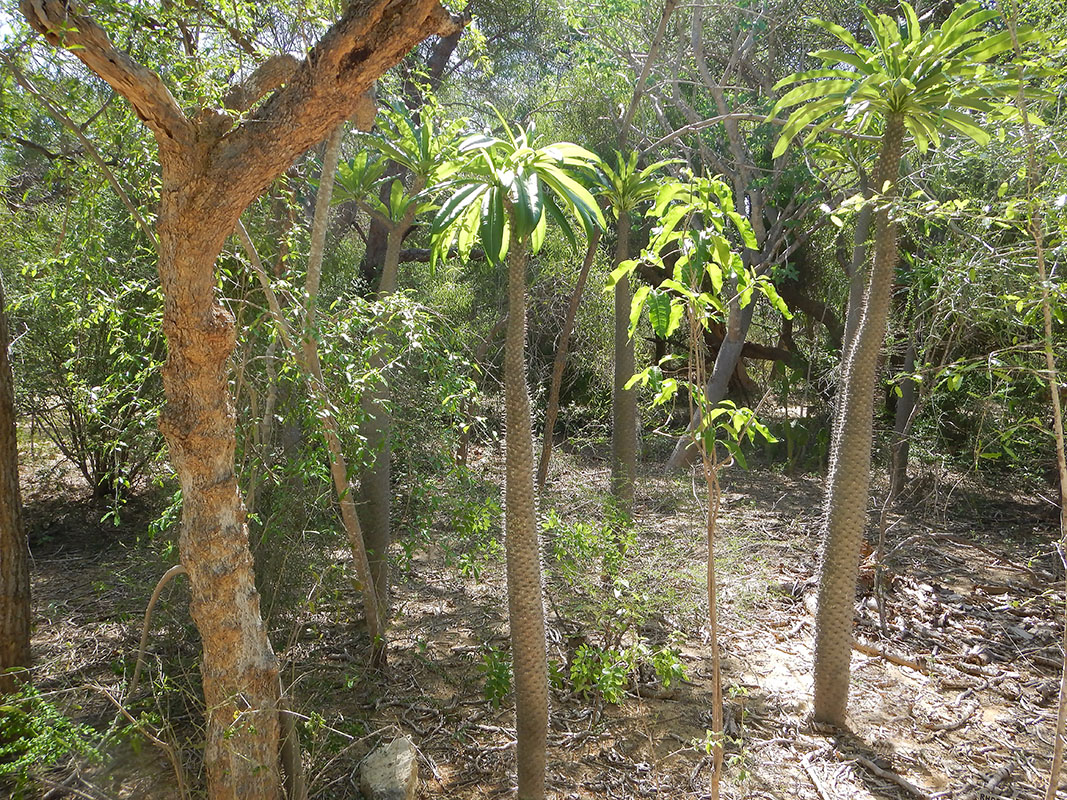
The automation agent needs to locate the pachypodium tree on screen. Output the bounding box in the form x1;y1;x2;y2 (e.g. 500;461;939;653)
591;151;678;517
771;0;1039;726
431;115;603;800
333;102;461;610
620;172;783;796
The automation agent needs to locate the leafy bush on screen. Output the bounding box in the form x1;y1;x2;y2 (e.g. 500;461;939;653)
0;684;102;795
478;645;512;708
13;269;164;513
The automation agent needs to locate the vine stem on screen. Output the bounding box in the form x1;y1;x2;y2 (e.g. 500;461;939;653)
998;4;1067;796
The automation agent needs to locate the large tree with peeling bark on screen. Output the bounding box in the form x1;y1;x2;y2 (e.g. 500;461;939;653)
18;1;457;797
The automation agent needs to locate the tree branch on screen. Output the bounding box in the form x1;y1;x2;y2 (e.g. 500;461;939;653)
210;0;461;209
19;0;195;152
222;55;299;113
2;54;159;249
642;113;880;156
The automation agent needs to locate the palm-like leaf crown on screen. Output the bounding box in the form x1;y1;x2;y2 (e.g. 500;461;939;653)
771;1;1040;158
431;111;606;266
589;151;680;218
333;102;463;224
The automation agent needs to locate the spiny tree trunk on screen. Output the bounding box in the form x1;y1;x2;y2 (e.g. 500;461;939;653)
538;230;600;490
610;213;637;515
21;2;456;795
813;112;905;727
357;201;419;611
504;240;548;800
0;275;30;694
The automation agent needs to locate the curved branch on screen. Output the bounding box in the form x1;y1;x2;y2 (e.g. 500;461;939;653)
212;0;461;207
2;55;159;249
19;0;194;152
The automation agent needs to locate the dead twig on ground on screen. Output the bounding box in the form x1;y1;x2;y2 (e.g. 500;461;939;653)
852;639;931;674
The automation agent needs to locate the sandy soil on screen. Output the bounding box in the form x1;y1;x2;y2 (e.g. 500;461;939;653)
16;445;1067;799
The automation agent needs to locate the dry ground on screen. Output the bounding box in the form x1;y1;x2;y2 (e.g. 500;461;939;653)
13;443;1067;799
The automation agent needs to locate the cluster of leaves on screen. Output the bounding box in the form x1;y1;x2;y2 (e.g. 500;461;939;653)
430;113;604;266
478;635;686;708
0;684;103;795
619;173;780;461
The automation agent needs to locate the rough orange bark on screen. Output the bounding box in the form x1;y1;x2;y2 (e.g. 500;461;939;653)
20;1;457;796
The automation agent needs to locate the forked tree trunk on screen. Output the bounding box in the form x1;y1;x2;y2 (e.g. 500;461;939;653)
503;239;548;800
20;2;456;796
538;230;601;489
0;275;31;694
813;113;905;726
610;213;637;514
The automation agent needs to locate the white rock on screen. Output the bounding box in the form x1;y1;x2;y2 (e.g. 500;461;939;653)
360;736;418;800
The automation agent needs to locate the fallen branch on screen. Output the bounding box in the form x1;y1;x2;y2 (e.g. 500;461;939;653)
852;639;931;675
842;752;930;799
801;752;832;800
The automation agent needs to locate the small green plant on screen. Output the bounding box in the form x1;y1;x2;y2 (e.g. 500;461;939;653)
548;659;567;692
0;683;103;794
596;652;629;704
570;644;604;700
725;683;751;783
453;495;502;580
478;645;512;708
649;642;687;689
568;644;638;704
692;728;724;756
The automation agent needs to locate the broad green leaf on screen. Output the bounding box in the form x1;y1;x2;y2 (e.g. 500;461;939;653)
629;284;651;333
480;188;508;264
432;182;487;235
667;303;684;338
646;290;673;337
607;258;638;290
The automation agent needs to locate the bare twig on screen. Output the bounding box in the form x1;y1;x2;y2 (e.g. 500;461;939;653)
1;54;159;249
127;564;187;699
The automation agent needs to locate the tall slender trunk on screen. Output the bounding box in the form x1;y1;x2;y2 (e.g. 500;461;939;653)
300;126;385;657
1000;8;1067;792
538;230;601;489
456;312;507;467
843;185;873;353
610;213;637;514
666;297;755;470
889;330;917;500
813;113;905;726
0;275;30;694
503;239;548;800
357;200;419;611
158;191;283;800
